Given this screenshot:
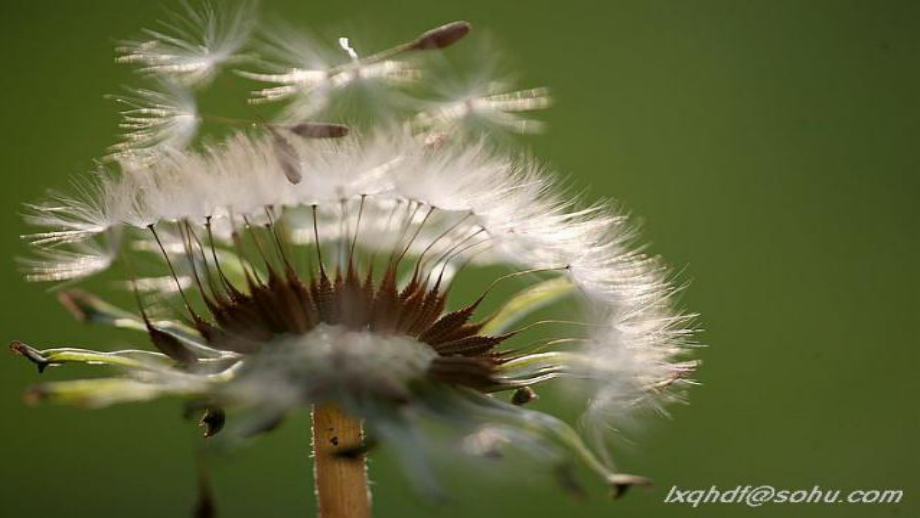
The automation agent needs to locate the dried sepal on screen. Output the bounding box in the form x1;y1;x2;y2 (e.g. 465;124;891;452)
9;340;170;373
199;407;227;437
511;386;538;405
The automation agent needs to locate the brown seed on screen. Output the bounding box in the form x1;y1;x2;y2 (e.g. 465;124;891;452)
286;122;350;139
410;21;472;50
269;129;302;184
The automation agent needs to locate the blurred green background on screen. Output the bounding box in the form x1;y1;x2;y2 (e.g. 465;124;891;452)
1;0;917;516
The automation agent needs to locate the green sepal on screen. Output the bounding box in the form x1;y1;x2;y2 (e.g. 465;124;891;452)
481;276;574;335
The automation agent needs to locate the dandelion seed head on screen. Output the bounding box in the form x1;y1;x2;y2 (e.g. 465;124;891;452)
14;3;699;500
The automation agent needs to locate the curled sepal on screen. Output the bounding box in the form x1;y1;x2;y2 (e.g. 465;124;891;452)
481;276;574;335
447;387;649;497
493;351;586;388
23;378;193;408
57;290;229;359
58;290;201;342
10;341;170;373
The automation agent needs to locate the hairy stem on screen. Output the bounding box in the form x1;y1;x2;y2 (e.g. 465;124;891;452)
312;404;371;518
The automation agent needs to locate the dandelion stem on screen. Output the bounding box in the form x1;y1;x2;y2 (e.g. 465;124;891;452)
312;404;371;518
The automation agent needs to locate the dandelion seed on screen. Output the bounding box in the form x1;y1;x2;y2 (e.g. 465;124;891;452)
117;0;255;86
19;231;120;282
107;84;200;166
238;22;473;118
414;82;553;136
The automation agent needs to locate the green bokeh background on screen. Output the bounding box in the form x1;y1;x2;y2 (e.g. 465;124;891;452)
1;1;917;517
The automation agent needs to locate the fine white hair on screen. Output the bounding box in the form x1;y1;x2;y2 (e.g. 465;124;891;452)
116;0;255;87
107;84;200;166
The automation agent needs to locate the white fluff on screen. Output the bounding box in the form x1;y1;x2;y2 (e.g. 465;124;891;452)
241;25;419;118
413;84;552;135
107;84;199;166
20;231;120;282
24;130;693;419
116;0;255;86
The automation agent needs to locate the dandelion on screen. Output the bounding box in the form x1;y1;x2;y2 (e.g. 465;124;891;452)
12;5;698;517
